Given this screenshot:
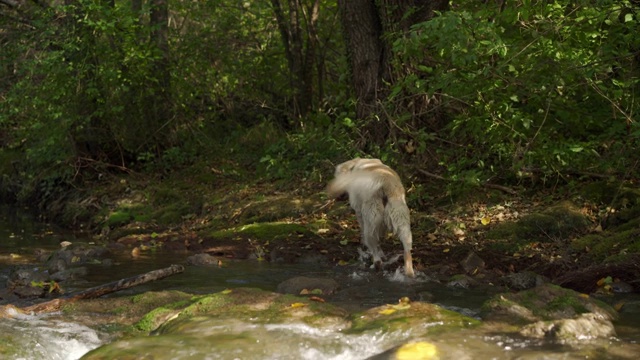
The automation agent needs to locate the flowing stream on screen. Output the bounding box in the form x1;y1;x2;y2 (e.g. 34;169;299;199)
2;205;640;359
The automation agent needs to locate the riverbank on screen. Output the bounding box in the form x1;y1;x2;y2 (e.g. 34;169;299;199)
10;154;640;294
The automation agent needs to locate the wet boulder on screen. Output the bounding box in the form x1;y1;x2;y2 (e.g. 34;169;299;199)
6;267;52;299
186;253;220;266
45;244;111;274
500;271;548;290
482;283;618;341
82;288;352;359
349;298;480;336
520;312;616;340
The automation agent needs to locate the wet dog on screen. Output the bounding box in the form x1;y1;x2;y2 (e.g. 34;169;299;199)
327;158;415;277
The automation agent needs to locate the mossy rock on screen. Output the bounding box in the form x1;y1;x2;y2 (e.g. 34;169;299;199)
570;228;640;262
105;210;134;227
580;181;640;207
481;283;617;324
154;288;349;332
83;288;351;359
348;301;480;336
486;201;590;250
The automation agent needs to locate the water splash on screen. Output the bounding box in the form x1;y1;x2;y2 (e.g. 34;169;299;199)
0;313;106;360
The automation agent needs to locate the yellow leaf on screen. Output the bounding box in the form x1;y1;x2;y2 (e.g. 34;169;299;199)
481;216;491;225
221;289;233;294
391;303;411;311
443;248;450;253
378;307;397;315
395;341;438;360
578;293;590;299
338;260;349;266
290;302;307;308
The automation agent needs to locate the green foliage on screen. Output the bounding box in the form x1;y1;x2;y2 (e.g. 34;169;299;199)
258;119;359;181
391;0;640;182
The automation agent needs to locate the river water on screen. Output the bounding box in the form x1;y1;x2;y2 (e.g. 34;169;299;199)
2;206;640;359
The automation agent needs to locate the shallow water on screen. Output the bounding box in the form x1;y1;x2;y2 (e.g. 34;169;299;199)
2;206;640;359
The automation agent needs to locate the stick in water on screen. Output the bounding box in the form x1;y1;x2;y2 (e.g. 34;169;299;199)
22;264;185;314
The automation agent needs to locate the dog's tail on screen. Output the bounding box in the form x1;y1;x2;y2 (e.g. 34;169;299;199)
384;197;411;237
326;170;383;199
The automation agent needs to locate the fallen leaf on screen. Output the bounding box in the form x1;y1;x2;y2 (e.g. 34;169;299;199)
290;302;307;308
395;341;438;360
481;216;491;225
378;307;396;315
309;296;325;303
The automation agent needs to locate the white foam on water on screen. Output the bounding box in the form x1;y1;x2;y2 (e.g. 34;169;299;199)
1;313;106;360
263;322;407;360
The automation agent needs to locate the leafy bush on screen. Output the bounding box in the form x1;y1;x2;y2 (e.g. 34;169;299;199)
390;1;640;183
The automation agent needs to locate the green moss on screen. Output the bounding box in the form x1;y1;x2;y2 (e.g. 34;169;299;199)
571;228;640;262
135;307;180;332
208;222;311;240
106;210;133;227
547;295;588;315
152;188;183;206
580;181;623;204
486;201;590;251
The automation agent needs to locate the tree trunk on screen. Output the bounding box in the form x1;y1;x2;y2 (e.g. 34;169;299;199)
338;0;449;148
271;0;320;121
337;0;384;142
149;0;171;140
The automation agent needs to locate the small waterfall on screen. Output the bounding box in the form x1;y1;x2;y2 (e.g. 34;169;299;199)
0;310;106;360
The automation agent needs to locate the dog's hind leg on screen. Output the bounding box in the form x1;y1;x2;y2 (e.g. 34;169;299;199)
360;200;385;270
397;226;415;278
386;200;416;278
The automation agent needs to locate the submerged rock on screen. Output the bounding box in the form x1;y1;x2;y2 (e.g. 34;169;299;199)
277;276;339;296
446;274;479;289
185;253;220;266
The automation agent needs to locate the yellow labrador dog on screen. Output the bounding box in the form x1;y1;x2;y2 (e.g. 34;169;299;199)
327;158;415;278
